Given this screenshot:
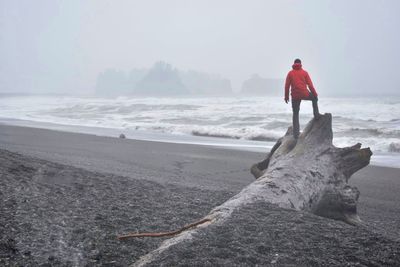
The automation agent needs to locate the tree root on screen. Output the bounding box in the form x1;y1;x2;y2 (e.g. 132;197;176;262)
117;218;211;240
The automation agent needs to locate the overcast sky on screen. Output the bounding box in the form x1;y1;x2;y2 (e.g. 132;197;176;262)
1;0;399;96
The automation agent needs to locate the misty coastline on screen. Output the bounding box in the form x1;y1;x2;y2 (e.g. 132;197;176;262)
1;1;400;265
95;61;283;97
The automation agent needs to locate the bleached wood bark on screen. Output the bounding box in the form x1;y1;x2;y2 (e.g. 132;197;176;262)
131;113;372;266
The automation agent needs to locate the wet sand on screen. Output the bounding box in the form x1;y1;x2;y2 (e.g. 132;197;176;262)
0;124;399;266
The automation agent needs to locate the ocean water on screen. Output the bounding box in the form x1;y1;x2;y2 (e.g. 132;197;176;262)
1;95;399;167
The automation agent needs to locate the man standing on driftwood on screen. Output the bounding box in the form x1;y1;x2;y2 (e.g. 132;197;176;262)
285;58;320;139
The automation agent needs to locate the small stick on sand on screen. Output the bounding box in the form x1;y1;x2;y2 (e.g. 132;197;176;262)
117;218;211;240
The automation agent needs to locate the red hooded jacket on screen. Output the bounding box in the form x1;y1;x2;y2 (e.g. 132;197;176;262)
285;63;318;101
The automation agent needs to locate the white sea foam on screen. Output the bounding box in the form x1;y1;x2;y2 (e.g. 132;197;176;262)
0;95;399;166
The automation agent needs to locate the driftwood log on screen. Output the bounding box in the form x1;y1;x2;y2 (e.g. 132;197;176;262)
249;113;372;224
130;113;372;266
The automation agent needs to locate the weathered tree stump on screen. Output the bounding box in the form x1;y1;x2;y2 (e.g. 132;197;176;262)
131;113;372;266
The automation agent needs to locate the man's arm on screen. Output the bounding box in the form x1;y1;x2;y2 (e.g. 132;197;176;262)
284;73;291;103
305;72;318;97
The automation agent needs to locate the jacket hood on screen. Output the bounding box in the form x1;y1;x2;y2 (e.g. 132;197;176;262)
292;63;302;70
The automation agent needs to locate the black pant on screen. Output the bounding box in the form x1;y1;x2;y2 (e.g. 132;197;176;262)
292;93;319;139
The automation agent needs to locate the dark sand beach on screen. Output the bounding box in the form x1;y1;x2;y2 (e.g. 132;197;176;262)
1;124;400;266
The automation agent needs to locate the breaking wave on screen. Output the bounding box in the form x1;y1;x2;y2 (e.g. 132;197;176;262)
338;128;400;139
0;95;399;153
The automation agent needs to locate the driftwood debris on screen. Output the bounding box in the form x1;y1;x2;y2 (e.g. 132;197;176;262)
127;113;372;266
117;219;211;240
